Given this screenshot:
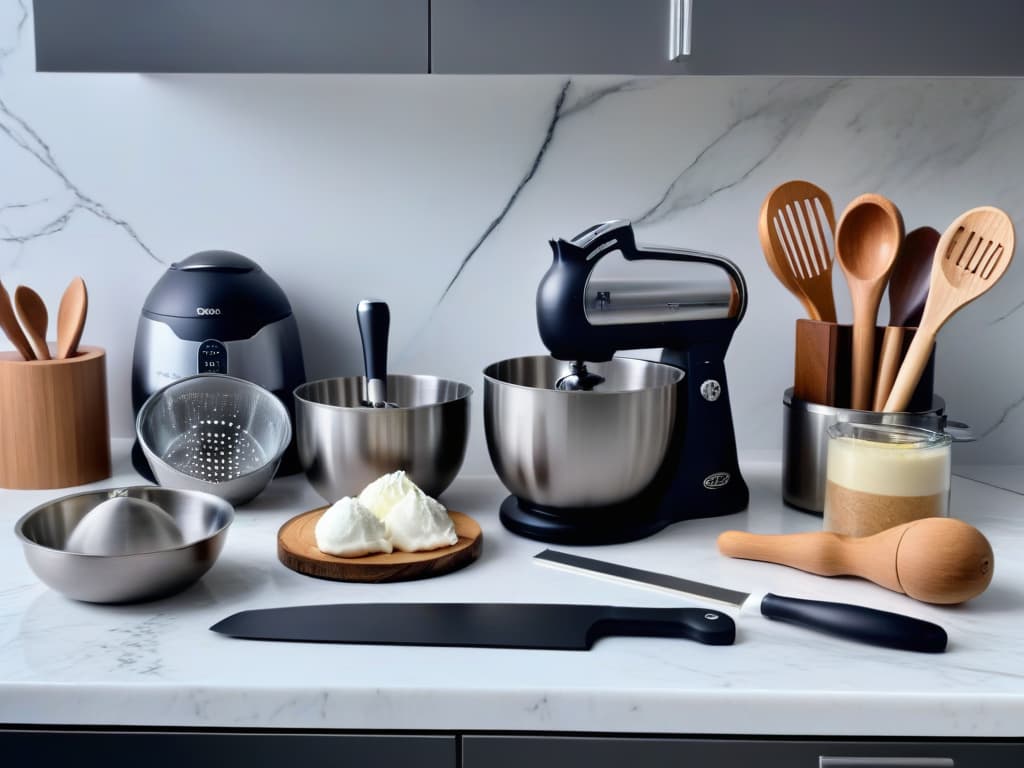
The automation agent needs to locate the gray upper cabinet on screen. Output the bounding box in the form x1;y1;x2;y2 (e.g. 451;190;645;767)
430;0;1024;75
33;0;429;73
33;0;1024;75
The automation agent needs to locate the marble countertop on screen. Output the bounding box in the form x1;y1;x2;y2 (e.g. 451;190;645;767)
0;441;1022;737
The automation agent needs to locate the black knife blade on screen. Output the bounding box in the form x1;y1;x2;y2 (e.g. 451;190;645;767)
210;602;736;650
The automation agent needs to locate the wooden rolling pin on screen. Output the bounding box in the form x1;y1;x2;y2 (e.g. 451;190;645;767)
717;517;993;605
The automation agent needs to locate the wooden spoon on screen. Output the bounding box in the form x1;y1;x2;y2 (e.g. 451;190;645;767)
718;517;994;605
758;180;838;322
0;279;36;360
56;277;88;359
873;226;940;410
884;206;1015;412
13;285;50;361
835;193;904;410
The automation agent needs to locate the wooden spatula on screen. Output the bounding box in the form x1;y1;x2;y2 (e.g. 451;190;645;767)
758;180;838;322
0;279;35;360
884;206;1015;412
873;226;940;410
718;517;993;605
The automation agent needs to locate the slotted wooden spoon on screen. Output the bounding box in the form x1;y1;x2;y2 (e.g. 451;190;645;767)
835;193;904;411
758;180;837;322
884;206;1015;412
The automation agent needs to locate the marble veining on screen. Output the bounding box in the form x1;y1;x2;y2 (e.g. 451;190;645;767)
0;2;158;262
436;80;571;305
635;80;848;225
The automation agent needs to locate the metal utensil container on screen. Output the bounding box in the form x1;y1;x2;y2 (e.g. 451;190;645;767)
137;373;292;506
483;355;683;509
782;388;955;514
14;486;233;604
294;374;472;503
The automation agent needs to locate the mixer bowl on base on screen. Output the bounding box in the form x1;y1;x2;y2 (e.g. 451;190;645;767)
483;355;683;510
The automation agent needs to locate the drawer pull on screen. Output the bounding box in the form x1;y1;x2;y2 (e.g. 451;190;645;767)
820;758;954;767
669;0;692;60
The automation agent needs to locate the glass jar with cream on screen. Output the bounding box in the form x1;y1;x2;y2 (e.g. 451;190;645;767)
824;423;952;537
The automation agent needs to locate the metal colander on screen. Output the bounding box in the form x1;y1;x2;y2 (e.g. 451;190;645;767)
137;374;292;506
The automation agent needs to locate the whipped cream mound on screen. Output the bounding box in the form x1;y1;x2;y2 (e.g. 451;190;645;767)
314;497;393;557
358;471;420;521
386;488;458;552
357;470;457;553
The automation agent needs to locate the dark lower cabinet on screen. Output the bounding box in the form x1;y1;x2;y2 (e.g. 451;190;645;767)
3;729;1021;766
0;730;455;767
461;735;1024;768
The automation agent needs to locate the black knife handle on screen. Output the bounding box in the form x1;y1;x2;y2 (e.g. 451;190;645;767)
760;593;947;653
593;607;736;647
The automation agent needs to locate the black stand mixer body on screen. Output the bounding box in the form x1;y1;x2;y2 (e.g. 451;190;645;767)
505;220;749;543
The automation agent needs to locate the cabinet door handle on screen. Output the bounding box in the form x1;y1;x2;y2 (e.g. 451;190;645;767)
669;0;692;60
820;758;954;767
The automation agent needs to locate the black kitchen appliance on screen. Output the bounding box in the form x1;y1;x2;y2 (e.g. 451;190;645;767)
500;220;750;543
131;250;306;478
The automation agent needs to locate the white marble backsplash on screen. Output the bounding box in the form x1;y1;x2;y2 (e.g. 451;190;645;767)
0;1;1021;470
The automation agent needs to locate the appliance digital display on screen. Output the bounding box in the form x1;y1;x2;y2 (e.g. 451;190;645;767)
198;340;227;374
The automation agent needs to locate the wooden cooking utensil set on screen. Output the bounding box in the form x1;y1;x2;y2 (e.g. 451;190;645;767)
760;181;1015;412
0;277;88;362
0;276;110;490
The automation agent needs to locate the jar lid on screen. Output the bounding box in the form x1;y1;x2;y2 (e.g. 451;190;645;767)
827;421;952;449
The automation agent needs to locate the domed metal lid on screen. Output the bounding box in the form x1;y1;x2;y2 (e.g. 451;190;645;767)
141;250;293;339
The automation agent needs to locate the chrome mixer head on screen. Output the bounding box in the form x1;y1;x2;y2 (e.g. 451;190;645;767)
555;360;606;391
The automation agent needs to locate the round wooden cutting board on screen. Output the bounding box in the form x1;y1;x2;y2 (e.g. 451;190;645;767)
277;507;483;583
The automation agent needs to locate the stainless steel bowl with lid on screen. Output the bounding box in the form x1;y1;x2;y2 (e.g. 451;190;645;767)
15;486;234;604
483;355;684;509
294;374;472;503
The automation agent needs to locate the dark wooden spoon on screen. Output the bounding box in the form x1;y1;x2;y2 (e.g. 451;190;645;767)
873;226;940;409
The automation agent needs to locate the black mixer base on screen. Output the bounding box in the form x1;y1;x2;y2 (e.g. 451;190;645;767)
499;496;672;545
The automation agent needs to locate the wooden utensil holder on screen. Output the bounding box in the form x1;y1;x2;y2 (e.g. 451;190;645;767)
794;319;934;410
0;346;111;489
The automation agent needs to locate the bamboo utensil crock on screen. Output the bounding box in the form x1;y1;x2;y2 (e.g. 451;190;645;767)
0;346;111;489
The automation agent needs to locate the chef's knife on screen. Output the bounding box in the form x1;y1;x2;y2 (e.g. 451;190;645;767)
534;549;947;653
210;603;736;650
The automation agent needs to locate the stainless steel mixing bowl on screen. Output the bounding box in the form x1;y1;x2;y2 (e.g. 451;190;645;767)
483;355;683;508
15;486;234;604
294;374;472;503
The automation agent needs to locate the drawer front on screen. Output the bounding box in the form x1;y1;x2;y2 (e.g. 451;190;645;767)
1;730;455;767
462;735;1023;768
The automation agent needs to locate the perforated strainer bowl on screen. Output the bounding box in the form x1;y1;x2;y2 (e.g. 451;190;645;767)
136;374;292;506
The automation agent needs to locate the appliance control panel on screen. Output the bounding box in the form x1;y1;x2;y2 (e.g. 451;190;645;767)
198;339;227;374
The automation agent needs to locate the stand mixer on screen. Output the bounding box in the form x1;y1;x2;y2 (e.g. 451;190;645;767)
484;220;749;544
